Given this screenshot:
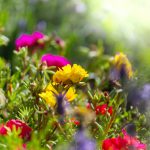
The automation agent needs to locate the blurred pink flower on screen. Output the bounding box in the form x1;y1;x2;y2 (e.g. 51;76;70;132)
122;129;147;150
15;31;45;51
41;53;70;68
15;34;35;50
102;129;147;150
32;31;44;41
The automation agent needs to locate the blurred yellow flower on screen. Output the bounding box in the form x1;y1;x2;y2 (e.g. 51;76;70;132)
39;83;77;107
53;64;88;84
113;52;133;79
65;87;77;101
53;64;72;83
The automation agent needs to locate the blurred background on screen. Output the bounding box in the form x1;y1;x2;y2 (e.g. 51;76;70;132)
0;0;150;84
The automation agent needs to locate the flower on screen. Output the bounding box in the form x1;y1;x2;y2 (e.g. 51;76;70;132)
41;54;70;68
32;31;44;41
39;90;56;107
15;31;45;51
0;119;32;140
102;137;128;150
53;64;88;84
70;64;89;83
65;87;77;101
71;118;80;126
15;34;35;50
39;83;77;108
95;104;107;115
122;129;147;150
112;52;133;79
102;129;147;150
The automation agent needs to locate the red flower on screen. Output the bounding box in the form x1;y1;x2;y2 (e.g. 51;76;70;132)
95;104;107;115
71;118;80;126
102;136;128;150
0;119;32;140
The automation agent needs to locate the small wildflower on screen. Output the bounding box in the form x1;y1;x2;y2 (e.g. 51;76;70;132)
95;104;107;115
53;64;88;84
71;118;80;126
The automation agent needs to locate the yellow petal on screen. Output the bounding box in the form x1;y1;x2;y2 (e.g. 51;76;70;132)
45;83;58;94
39;91;56;107
65;87;77;101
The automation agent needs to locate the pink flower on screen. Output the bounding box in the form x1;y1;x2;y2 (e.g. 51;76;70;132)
0;119;32;140
32;31;44;41
41;54;70;68
102;130;147;150
122;129;147;150
15;34;35;50
102;137;128;150
15;31;45;51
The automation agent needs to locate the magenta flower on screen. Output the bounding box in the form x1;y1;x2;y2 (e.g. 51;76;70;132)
122;129;147;150
15;34;35;51
32;31;44;41
41;54;70;68
15;31;45;51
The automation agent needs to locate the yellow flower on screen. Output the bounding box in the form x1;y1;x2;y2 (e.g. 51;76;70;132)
45;83;58;94
113;52;133;79
70;64;89;83
39;91;56;107
39;83;77;107
53;64;88;84
65;87;77;101
53;64;72;83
